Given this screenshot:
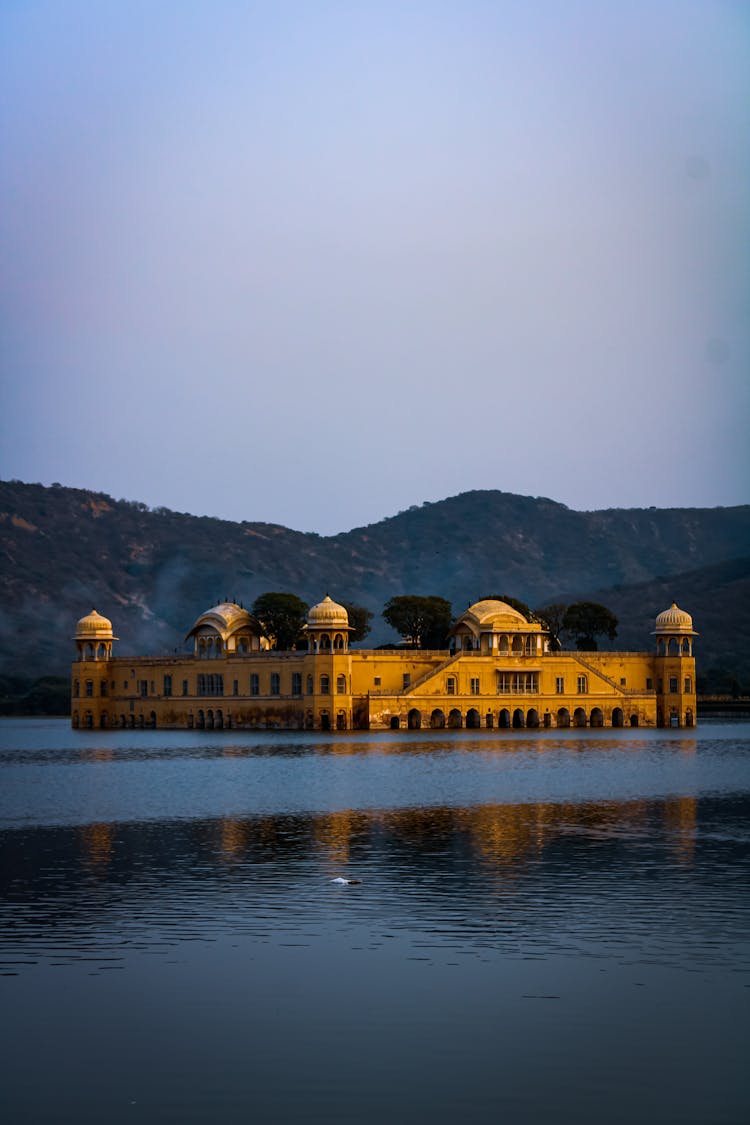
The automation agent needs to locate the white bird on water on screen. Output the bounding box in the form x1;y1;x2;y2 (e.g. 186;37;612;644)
331;876;361;885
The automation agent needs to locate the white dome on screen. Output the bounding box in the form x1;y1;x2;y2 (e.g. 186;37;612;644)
654;602;695;634
75;609;116;639
306;595;350;628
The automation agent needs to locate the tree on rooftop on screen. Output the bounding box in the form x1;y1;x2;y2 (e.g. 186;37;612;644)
251;592;309;650
534;602;568;650
342;603;373;644
382;596;453;649
562;602;618;651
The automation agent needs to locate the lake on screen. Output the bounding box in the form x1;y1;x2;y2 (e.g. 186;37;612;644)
1;719;749;1123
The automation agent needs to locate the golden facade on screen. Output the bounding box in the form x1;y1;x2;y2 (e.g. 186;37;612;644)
71;596;697;732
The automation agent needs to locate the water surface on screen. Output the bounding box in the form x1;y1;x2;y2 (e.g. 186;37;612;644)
1;719;748;1123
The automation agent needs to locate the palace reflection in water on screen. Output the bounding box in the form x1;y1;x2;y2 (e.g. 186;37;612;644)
1;721;748;1125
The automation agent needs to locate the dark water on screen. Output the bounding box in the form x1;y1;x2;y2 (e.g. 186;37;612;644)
1;720;749;1124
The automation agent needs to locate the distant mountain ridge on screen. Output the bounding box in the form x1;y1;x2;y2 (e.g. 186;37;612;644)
1;479;748;682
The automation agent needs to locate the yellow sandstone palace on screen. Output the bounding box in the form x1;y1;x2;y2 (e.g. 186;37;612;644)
70;596;697;731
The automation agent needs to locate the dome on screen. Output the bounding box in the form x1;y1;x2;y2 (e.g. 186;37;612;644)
75;609;116;639
186;602;257;640
654;602;695;634
464;599;529;628
305;595;350;629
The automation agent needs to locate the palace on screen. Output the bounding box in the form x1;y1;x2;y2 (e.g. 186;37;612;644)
70;596;697;731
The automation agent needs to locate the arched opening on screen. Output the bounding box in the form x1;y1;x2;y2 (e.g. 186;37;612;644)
320;633;331;651
336;710;347;730
656;638;665;656
197;709;205;729
320;712;331;731
408;708;422;730
120;715;126;728
85;642;94;660
498;636;509;654
187;714;194;729
685;708;694;728
97;643;107;659
511;636;523;654
72;713;79;728
466;708;481;729
389;715;400;730
557;707;570;728
485;711;494;729
668;637;679;656
100;713;108;728
499;709;511;729
137;715;144;728
333;634;344;650
512;708;524;729
573;707;587;728
462;635;473;651
448;708;462;729
682;638;690;654
149;710;157;729
305;711;314;729
206;709;214;730
215;709;223;730
526;708;539;728
430;709;445;729
590;707;603;728
524;636;535;656
543;711;552;728
629;714;639;727
612;707;624;728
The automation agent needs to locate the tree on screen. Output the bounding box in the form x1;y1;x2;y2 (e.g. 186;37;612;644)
251;592;309;650
562;602;618;651
343;603;373;644
534;603;568;650
382;596;453;649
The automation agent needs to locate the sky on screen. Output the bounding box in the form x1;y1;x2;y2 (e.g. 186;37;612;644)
1;0;748;534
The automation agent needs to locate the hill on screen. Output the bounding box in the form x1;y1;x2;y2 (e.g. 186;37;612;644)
1;479;748;680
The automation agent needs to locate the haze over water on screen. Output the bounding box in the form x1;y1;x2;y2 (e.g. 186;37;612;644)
1;719;749;1123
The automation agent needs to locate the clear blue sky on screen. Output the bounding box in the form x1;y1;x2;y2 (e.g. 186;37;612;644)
1;1;748;533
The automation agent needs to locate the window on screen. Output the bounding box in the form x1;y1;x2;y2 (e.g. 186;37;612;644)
403;673;411;690
306;674;313;695
646;678;653;691
576;675;587;694
198;674;224;696
320;675;330;695
85;680;93;697
620;677;626;687
470;677;480;695
684;676;692;693
100;681;108;696
446;677;456;695
555;677;564;694
374;676;381;687
292;673;302;696
164;674;173;697
123;680;129;690
250;674;259;696
150;681;155;694
233;679;238;696
669;677;678;693
270;673;280;696
496;672;539;693
182;679;188;696
140;680;148;697
336;675;346;694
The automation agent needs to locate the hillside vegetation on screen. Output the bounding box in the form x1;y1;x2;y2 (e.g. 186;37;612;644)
1;480;748;685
